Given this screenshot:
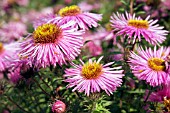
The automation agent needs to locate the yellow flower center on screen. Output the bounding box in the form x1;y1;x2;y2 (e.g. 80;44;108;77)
81;62;103;79
0;43;4;53
105;23;112;31
128;19;149;29
164;97;170;112
59;5;81;17
148;58;165;71
33;23;62;44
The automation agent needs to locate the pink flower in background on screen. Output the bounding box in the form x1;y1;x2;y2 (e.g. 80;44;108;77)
126;77;135;89
0;21;27;42
83;27;111;56
129;46;170;86
0;42;20;72
8;68;22;84
145;80;170;112
33;14;57;28
15;0;29;6
52;100;66;113
20;17;84;68
0;0;28;10
64;56;124;96
110;12;168;45
78;1;101;12
58;5;102;30
8;56;32;84
22;7;54;24
86;41;102;56
0;73;3;79
0;0;14;10
64;0;72;4
2;109;10;113
162;0;170;10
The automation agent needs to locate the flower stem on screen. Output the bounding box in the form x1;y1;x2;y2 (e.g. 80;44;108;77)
141;89;152;108
90;99;96;112
37;74;52;90
130;0;134;15
144;90;152;103
32;78;51;97
5;95;30;113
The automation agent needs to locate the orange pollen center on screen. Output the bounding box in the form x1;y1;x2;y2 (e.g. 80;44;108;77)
0;43;4;53
81;62;103;79
128;19;149;29
33;23;62;44
59;5;81;17
164;97;170;112
148;58;165;71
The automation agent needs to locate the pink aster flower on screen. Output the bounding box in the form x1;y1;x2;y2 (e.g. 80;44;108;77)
8;57;32;84
33;13;56;28
8;68;22;84
64;56;124;96
83;27;112;56
110;12;168;45
0;42;20;72
22;7;54;24
51;100;66;113
162;0;170;10
15;0;29;6
57;5;102;30
145;80;170;112
19;18;84;68
0;72;3;79
129;46;170;86
0;21;27;42
78;1;101;12
85;41;102;56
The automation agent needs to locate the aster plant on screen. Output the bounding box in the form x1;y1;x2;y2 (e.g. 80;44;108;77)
58;5;102;30
64;56;124;96
110;12;168;45
129;46;170;86
19;20;84;68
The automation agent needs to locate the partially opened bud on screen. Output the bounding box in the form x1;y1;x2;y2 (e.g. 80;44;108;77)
51;100;66;113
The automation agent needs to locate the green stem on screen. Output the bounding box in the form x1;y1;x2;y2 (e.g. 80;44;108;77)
5;95;30;113
90;100;96;113
32;78;51;97
37;74;52;90
141;89;152;108
144;90;152;103
130;0;134;15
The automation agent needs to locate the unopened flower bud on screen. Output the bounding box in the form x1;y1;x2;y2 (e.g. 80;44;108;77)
52;100;66;113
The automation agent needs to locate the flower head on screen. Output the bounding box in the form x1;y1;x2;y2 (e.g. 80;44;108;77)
0;42;20;71
19;17;84;68
64;56;124;96
15;0;29;6
145;80;170;112
8;57;32;84
58;5;102;30
129;46;170;86
110;12;168;45
0;21;27;43
52;100;66;113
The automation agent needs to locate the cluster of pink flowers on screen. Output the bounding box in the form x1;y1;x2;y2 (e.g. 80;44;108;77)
110;11;170;88
109;7;170;111
0;5;126;101
0;1;170;112
137;0;170;18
